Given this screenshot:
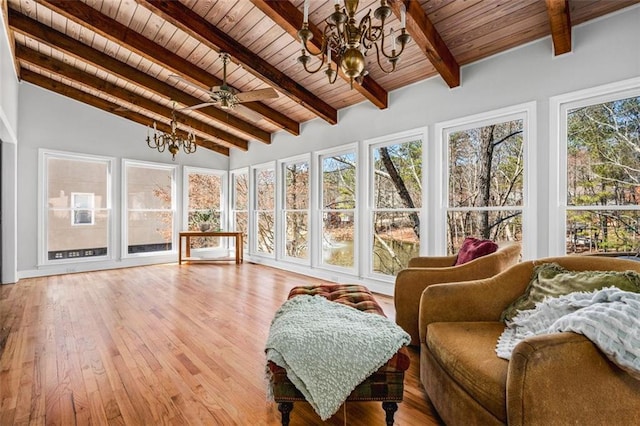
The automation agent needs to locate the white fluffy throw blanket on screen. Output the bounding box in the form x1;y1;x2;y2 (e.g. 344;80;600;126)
265;295;410;420
496;287;640;379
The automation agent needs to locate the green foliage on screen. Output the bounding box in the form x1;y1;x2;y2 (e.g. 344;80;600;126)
566;95;640;253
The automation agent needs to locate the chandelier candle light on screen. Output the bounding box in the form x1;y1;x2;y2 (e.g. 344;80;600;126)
146;103;197;161
297;0;410;88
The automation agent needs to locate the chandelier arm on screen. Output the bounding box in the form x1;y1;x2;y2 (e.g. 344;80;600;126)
373;42;398;74
299;50;328;74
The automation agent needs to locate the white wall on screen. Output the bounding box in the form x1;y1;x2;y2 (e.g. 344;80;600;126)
0;8;18;144
17;84;229;277
231;6;640;260
1;7;19;283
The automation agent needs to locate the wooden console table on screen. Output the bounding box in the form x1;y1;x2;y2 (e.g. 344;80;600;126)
178;231;244;265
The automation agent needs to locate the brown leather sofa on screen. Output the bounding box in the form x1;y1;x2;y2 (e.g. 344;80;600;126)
394;241;521;345
420;256;640;426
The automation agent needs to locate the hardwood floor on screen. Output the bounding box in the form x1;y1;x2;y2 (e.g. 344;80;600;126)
0;263;442;425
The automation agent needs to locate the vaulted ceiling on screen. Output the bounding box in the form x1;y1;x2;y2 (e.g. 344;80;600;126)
3;0;638;156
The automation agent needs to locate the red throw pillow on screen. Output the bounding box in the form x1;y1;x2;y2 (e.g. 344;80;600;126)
454;237;498;265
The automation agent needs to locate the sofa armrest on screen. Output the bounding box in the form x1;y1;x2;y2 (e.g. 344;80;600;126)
408;255;456;268
507;332;640;426
417;262;536;343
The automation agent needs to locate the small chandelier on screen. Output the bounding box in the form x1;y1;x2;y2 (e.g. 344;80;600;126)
297;0;410;88
146;103;197;161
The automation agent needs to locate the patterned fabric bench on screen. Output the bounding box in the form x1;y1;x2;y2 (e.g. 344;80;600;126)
267;284;410;425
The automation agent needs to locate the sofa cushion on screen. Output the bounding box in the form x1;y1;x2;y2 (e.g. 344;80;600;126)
454;237;498;265
427;321;509;422
500;263;640;321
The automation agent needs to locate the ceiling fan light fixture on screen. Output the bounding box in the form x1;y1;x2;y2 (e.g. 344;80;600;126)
297;0;411;88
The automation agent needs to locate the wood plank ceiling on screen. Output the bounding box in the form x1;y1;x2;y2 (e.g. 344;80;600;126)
3;0;638;156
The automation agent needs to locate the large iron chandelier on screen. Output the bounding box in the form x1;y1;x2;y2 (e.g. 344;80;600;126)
146;103;197;161
297;0;410;88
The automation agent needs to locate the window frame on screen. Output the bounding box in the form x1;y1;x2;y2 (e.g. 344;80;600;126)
278;154;311;265
122;159;177;258
230;167;249;251
314;144;359;274
39;149;114;265
182;166;226;251
364;129;425;281
549;77;640;256
435;102;536;259
251;162;276;258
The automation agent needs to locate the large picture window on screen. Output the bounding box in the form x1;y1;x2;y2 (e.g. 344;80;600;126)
370;139;422;276
124;160;176;255
563;92;640;254
445;113;526;254
42;151;111;262
319;149;357;270
253;164;275;255
282;158;310;262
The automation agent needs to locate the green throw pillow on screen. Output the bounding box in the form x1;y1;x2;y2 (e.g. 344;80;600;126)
500;262;640;322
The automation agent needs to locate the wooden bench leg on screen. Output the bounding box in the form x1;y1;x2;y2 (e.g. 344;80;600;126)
278;402;293;426
382;401;398;426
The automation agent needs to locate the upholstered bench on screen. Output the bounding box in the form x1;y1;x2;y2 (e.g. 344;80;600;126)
267;284;410;426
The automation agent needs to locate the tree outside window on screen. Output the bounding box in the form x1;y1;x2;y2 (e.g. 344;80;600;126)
254;166;275;255
371;140;422;276
321;151;356;268
232;170;248;249
283;160;309;261
447;118;524;254
185;168;223;248
565;95;640;254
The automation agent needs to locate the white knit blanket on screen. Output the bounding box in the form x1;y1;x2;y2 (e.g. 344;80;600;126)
265;295;410;420
496;287;640;379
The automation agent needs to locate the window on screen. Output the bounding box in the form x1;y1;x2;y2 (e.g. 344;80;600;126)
71;193;95;225
124;160;176;255
253;164;275;255
231;169;248;249
370;138;422;276
42;151;111;262
184;167;225;249
561;90;640;254
282;158;310;262
319;149;357;270
444;111;528;254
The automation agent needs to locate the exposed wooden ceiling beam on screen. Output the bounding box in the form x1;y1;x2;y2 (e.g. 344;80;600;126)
16;45;249;151
19;69;230;157
545;0;572;55
250;0;388;110
8;8;271;145
393;0;460;88
37;0;300;136
137;0;338;125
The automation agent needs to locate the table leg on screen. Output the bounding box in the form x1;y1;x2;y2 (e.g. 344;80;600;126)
235;235;241;264
178;235;183;265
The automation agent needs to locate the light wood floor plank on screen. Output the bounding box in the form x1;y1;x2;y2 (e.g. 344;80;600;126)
1;263;442;425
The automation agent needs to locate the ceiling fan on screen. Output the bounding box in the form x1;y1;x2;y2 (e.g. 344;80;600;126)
172;52;279;112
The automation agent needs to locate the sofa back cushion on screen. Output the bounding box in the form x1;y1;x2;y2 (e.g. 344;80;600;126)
454;237;498;266
500;262;640;321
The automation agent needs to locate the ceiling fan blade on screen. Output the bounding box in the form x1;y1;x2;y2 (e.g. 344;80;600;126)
236;87;279;103
179;102;216;111
169;74;208;91
234;104;265;123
